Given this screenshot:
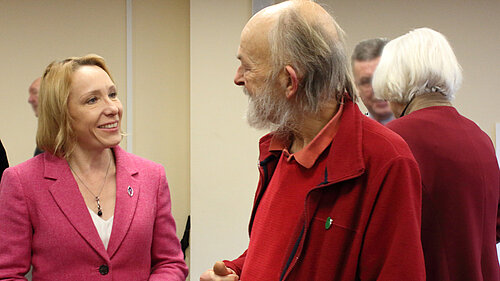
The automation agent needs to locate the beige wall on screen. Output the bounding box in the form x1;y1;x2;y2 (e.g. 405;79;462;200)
0;0;127;166
190;0;258;278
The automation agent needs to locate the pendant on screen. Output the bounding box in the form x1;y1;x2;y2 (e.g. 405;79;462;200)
96;196;103;217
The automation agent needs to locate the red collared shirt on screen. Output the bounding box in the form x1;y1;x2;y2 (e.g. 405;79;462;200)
269;102;344;168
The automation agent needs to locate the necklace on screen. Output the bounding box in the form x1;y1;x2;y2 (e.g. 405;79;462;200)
68;154;112;217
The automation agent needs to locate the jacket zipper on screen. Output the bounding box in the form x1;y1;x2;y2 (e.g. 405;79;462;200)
278;169;363;280
255;157;363;280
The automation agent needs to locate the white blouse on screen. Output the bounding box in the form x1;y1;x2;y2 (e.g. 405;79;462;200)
88;208;114;250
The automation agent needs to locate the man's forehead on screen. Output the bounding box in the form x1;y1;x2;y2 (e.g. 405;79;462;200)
29;85;39;94
354;59;379;73
237;44;258;67
30;78;41;88
239;27;271;64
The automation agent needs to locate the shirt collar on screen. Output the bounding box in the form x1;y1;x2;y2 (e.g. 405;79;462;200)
269;101;345;168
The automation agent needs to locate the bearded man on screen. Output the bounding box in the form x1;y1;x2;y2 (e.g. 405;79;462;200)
201;1;425;280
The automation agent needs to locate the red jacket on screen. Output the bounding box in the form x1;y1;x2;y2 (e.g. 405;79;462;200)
225;100;426;280
387;106;500;281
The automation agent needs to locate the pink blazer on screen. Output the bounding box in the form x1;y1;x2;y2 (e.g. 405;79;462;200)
0;146;188;281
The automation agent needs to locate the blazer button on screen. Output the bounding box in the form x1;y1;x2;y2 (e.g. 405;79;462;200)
99;264;109;275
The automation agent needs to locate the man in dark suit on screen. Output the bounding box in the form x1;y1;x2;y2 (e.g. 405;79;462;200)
0;139;8;182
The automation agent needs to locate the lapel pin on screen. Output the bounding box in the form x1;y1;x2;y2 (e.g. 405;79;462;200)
127;186;134;197
325;216;333;230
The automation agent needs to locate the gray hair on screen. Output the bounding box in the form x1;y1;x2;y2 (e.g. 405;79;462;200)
373;28;462;103
267;2;355;113
351;38;389;66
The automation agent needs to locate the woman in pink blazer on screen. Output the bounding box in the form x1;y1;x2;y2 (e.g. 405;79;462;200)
0;54;188;280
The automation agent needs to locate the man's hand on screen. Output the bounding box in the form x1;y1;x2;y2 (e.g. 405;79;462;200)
200;261;239;281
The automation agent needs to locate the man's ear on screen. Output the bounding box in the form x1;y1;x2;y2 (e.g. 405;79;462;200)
284;65;299;99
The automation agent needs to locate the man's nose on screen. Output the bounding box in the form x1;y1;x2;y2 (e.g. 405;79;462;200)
234;66;244;86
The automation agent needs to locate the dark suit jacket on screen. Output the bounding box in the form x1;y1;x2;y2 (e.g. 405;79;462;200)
0;139;8;182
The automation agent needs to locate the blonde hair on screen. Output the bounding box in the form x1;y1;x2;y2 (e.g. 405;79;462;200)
36;54;113;158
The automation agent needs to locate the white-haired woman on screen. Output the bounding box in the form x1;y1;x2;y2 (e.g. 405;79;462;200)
373;27;499;281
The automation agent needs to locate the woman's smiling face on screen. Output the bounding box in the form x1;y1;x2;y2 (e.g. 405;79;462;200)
68;65;123;152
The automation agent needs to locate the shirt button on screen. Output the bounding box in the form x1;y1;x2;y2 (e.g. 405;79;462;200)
99;264;109;275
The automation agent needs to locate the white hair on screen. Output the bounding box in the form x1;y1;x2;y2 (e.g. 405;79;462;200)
372;27;462;103
267;1;355;111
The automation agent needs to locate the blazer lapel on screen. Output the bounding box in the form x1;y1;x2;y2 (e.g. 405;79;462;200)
107;146;140;258
45;153;109;260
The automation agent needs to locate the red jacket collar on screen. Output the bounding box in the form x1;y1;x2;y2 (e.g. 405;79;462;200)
258;98;365;183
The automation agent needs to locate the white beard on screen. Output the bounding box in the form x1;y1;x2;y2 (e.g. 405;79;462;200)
244;86;299;137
